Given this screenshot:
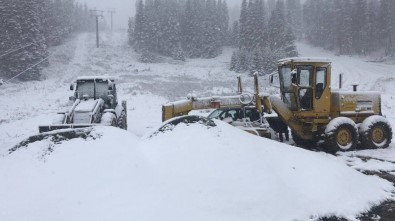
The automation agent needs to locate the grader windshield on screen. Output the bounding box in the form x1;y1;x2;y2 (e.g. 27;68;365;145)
278;65;298;110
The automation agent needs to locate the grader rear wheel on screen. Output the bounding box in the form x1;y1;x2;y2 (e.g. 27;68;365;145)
359;115;392;149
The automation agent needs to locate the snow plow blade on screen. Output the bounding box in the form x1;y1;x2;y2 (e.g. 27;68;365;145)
38;124;96;133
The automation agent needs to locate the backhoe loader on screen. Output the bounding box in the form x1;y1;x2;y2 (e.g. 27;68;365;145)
162;58;392;152
39;76;127;133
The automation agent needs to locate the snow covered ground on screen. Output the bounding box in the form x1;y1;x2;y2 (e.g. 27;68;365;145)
0;123;394;221
1;32;395;220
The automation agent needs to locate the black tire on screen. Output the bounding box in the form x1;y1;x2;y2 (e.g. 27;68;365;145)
359;116;392;149
117;111;127;130
325;117;358;153
291;131;316;148
101;112;117;127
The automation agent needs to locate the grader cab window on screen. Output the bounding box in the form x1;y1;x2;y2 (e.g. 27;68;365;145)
297;66;313;111
297;66;313;87
279;65;292;92
315;67;327;99
279;65;298;111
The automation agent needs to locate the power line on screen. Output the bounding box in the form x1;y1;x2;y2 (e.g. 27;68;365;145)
2;52;55;84
0;28;71;59
0;42;37;59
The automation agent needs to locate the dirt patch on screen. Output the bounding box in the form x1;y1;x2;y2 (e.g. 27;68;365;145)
9;128;96;154
318;171;395;221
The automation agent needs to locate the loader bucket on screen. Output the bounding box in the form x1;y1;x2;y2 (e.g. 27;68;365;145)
38;124;96;133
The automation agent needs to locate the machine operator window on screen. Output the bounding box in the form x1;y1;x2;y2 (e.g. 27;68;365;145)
315;67;327;99
297;66;313;87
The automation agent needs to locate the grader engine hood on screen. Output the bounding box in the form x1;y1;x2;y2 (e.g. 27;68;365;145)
331;91;381;118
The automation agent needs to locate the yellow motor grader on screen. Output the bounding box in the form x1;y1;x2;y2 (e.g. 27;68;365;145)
162;58;392;152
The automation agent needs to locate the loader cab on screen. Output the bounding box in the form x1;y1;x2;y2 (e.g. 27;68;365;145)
74;77;118;109
277;58;331;117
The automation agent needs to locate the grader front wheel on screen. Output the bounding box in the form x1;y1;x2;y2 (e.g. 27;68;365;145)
325;117;359;153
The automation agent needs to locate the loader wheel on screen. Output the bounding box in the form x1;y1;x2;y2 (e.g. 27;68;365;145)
101;112;117;127
359;116;392;149
325;117;358;153
291;131;315;148
117;111;127;130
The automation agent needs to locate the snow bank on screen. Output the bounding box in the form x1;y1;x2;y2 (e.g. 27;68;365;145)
0;122;394;221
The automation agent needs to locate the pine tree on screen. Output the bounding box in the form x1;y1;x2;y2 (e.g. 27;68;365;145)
378;0;395;55
351;0;368;54
249;49;263;75
218;0;229;46
268;0;287;51
239;0;248;50
253;0;266;49
134;0;148;51
365;1;379;54
335;0;352;55
128;17;135;46
230;51;237;71
285;0;302;40
230;21;240;47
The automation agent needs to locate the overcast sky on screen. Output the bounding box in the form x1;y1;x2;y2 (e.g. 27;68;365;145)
76;0;242;29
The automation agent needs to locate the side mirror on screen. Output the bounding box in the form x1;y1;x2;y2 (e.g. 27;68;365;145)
108;94;114;100
70;84;74;91
108;85;113;91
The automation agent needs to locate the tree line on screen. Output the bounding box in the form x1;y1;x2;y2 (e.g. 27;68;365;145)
128;0;229;62
303;0;395;57
0;0;94;81
230;0;298;75
129;0;395;74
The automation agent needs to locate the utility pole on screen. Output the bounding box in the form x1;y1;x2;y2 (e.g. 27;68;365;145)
108;9;116;31
90;10;104;48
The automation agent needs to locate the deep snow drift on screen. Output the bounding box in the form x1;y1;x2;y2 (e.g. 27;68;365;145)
0;122;394;221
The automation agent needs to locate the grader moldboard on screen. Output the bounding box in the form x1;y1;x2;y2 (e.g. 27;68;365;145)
162;58;393;152
39;76;127;133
